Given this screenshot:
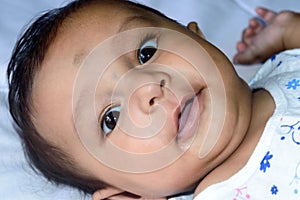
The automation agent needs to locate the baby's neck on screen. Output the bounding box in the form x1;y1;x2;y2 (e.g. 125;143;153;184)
194;89;275;195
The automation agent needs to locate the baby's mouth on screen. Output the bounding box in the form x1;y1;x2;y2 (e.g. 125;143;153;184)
176;90;202;143
178;98;194;133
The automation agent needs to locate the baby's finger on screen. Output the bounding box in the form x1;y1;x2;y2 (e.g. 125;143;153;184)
233;45;261;65
108;195;166;200
249;18;265;35
256;7;277;23
249;18;264;30
241;27;254;47
236;41;247;53
92;188;125;200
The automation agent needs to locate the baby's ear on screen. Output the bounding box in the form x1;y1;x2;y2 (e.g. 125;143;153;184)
187;21;205;38
92;187;124;200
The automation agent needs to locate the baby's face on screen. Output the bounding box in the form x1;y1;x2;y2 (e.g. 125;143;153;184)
32;1;251;197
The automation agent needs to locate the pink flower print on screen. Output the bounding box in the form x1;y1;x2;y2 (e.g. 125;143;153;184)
233;186;251;200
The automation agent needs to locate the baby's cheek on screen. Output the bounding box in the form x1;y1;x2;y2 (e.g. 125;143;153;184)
111;112;178;154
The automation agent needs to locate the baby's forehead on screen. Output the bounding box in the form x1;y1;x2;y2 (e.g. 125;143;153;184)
58;1;161;38
50;1;166;66
67;0;156;19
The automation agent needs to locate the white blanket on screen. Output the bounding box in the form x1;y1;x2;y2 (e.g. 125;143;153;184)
0;0;299;199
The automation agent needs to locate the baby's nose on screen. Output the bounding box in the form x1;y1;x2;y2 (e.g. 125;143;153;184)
129;80;164;114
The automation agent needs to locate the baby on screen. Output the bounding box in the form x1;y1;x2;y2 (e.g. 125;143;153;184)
6;0;300;199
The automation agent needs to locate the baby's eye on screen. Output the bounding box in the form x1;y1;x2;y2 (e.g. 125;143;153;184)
137;39;157;65
100;105;120;136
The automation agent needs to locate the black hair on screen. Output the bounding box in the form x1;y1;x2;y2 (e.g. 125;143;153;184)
7;0;173;195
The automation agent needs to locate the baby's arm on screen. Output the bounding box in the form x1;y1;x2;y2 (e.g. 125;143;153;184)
234;7;300;64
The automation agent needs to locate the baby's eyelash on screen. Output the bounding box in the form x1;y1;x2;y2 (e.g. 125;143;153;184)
137;32;160;50
98;103;118;124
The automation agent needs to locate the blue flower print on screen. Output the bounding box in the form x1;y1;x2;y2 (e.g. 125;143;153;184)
286;79;300;90
271;55;276;61
290;162;300;195
260;151;273;173
280;121;300;145
271;185;278;195
276;60;282;67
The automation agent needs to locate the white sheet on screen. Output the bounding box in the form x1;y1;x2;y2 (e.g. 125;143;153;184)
0;0;299;199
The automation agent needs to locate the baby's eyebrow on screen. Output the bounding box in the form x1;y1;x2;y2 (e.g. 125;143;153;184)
72;16;156;68
117;15;158;33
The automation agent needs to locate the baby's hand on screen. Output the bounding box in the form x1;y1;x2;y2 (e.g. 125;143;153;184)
92;189;167;200
234;7;285;64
